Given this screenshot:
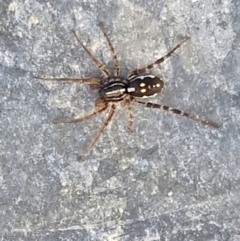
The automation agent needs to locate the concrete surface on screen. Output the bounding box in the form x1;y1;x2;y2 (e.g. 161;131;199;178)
1;0;240;240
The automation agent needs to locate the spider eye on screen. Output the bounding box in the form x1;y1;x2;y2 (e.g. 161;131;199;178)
128;75;164;98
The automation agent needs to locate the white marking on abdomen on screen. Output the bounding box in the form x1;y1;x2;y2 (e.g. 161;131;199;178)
137;75;155;80
141;93;158;98
127;87;135;92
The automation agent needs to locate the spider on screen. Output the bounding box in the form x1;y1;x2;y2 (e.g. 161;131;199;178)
36;23;219;160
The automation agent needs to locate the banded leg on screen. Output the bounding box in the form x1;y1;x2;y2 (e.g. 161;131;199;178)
128;38;190;80
81;104;117;161
53;103;108;124
99;22;120;77
72;30;111;78
133;99;219;129
125;99;134;132
36;76;101;85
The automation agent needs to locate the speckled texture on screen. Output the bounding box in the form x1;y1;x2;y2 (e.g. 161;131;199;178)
1;0;240;240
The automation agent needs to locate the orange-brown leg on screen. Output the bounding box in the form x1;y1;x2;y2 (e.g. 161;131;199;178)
128;38;190;80
133;99;219;129
54;98;107;124
99;22;120;77
80;104;116;161
125;99;134;132
72;30;111;78
53;105;108;125
35;76;101;85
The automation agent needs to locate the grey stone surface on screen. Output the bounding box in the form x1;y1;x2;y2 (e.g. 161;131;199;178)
1;0;240;240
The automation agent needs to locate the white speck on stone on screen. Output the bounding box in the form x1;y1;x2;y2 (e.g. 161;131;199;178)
168;191;173;196
17;31;23;38
8;2;16;12
91;40;102;53
139;158;149;172
46;2;51;8
29;16;39;25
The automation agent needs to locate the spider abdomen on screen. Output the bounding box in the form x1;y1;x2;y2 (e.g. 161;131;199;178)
127;75;164;98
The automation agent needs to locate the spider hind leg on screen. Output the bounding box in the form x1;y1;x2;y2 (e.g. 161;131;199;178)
134;99;219;129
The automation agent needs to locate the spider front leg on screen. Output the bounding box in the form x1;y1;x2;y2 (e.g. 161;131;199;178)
53;98;108;124
36;76;102;93
128;38;190;80
36;76;101;85
99;22;120;78
72;30;111;78
133;99;219;129
80;104;117;161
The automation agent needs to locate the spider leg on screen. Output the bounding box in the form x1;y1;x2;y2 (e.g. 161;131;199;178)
53;103;108;124
80;104;117;161
128;38;190;80
125;98;134;132
35;76;101;85
133;99;219;129
99;22;120;78
72;30;111;78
